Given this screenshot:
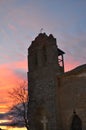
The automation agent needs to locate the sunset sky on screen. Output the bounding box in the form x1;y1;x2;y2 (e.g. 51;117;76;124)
0;0;86;115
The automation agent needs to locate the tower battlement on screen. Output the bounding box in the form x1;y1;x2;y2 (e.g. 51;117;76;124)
28;33;65;73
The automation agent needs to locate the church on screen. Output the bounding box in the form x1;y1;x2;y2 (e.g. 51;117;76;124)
27;33;86;130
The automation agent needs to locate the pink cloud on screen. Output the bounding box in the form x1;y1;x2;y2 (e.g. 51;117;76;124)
12;60;27;70
65;61;80;72
8;24;17;32
0;60;27;71
64;53;81;72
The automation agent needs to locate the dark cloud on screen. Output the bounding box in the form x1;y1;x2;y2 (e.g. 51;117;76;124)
0;102;27;127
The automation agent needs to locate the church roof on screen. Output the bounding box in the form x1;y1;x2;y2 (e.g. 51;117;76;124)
61;64;86;77
58;48;65;55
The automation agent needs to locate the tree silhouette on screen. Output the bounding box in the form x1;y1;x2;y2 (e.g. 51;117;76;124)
8;80;29;130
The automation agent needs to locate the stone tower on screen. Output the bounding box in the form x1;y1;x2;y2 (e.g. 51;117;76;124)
28;33;65;130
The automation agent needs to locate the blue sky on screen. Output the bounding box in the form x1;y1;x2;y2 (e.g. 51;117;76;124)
0;0;86;67
0;0;86;112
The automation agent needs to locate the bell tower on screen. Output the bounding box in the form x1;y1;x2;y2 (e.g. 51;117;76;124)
28;33;65;130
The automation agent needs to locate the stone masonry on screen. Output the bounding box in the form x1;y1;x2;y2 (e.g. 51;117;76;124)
28;33;65;130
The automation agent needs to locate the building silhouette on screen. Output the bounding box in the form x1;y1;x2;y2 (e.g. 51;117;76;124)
27;33;86;130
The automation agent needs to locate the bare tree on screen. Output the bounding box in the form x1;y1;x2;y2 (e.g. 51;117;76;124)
8;80;29;130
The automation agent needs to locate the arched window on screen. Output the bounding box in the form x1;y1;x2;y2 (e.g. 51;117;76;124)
70;111;82;130
35;52;38;66
43;45;47;64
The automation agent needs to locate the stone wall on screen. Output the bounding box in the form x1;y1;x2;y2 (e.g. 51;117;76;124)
59;70;86;130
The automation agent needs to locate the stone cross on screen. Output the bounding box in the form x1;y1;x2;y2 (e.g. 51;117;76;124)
40;28;43;33
41;115;48;130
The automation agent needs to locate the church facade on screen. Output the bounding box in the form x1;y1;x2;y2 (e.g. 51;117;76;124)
27;33;86;130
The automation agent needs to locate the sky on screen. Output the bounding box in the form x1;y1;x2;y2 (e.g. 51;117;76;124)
0;0;86;116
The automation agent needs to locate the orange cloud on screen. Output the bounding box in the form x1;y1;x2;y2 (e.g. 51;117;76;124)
0;60;27;112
